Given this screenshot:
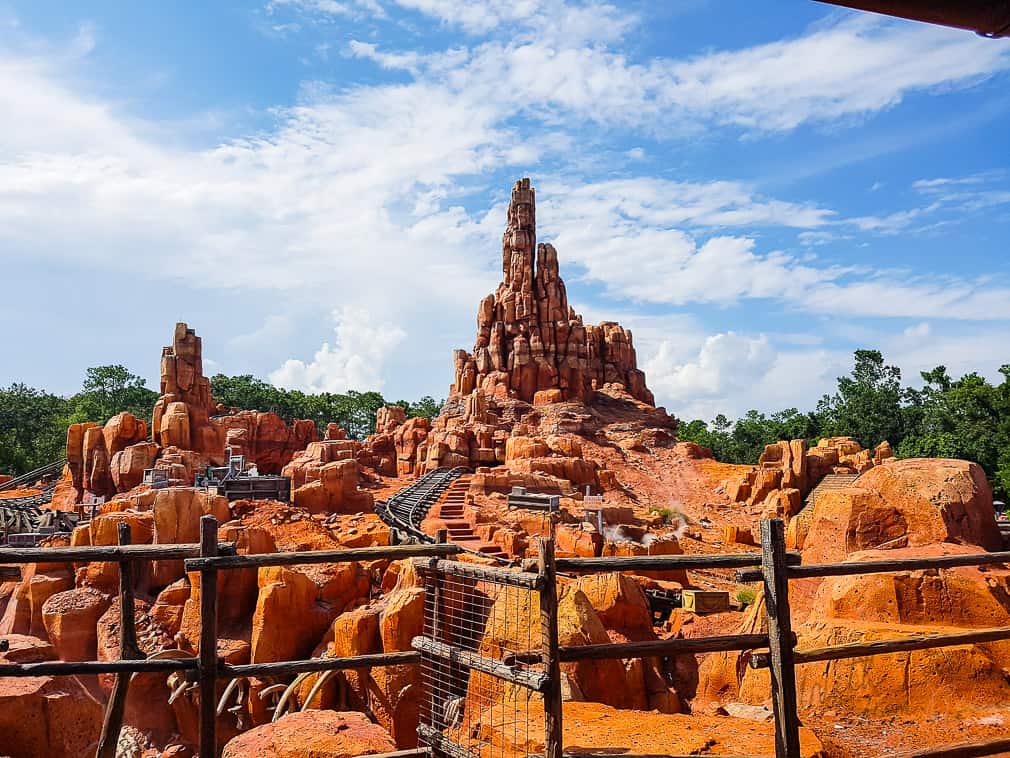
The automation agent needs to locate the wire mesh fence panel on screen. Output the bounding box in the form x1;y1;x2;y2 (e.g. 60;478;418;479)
419;566;544;758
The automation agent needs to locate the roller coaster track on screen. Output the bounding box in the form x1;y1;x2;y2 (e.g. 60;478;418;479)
0;460;66;536
375;467;514;564
375;467;470;542
0;459;65;492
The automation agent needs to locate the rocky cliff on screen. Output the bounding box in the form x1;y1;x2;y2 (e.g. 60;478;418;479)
452;178;653;406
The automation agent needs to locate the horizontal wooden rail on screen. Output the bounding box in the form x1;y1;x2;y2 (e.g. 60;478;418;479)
749;625;1010;669
559;633;772;662
550;754;773;758
555;552;800;573
891;737;1010;758
0;657;198;677
0;542;237;564
417;724;482;758
0;566;22;580
416;559;544;589
185;542;461;572
736;549;1010;583
221;650;419;679
412;636;550;692
356;749;431;758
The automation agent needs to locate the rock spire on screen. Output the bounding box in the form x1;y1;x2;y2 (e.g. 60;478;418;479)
452;178;654;405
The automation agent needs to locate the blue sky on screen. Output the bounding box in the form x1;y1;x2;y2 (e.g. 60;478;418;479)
1;0;1009;421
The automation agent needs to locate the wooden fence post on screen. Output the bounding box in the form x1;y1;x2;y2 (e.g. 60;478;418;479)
761;518;801;758
198;515;220;758
96;522;140;758
537;537;563;758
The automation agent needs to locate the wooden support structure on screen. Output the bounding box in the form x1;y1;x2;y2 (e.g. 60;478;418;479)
416;558;544;589
737;548;1010;583
184;542;461;572
0;658;197;677
749;625;1010;669
411;636;549;692
96;523;140;758
354;749;431;758
222;651;420;679
557;552;800;573
559;633;772;662
538;537;563;758
198;515;219;758
417;724;484;758
508;487;561;512
760;519;801;758
0;542;236;564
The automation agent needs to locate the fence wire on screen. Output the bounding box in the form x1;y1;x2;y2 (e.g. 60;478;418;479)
419;568;543;758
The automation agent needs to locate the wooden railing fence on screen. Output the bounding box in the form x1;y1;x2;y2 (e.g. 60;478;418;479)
4;515;1010;757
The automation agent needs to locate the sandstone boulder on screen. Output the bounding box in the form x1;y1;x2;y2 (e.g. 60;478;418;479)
222;710;396;758
802;458;1001;564
0;670;104;757
151;488;230;587
110;441;159;492
41;587;111;661
103;411;149;457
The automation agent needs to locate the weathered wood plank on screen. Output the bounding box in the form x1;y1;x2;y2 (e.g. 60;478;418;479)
559;633;771;662
738;549;1010;583
198;515;219;758
558;552;800;573
96;523;141;758
412;636;549;692
539;537;563;758
222;650;420;679
416;559;543;589
761;519;801;758
0;542;237;564
0;658;198;677
750;625;1010;669
184;542;461;572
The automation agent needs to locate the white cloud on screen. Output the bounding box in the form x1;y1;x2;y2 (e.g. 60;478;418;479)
342;14;1010;135
645;332;780;419
270;306;407;392
661;16;1010;132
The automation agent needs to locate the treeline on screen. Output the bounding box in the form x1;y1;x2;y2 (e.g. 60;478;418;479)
679;350;1010;500
0;367;443;477
208;374;442;439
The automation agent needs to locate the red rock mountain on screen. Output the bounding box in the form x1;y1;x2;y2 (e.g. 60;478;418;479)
452;178;654;406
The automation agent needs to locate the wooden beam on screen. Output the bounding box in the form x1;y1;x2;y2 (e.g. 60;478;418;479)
761;519;802;758
222;650;420;679
539;537;563;758
738;549;1010;583
198;516;219;758
0;542;237;564
354;749;431;758
559;633;772;662
0;658;198;678
96;523;141;758
557;552;800;574
184;542;461;572
416;724;483;758
417;559;544;590
412;636;549;692
749;625;1010;669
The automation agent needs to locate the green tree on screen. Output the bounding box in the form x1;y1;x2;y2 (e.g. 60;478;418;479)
0;383;70;475
396;395;443;421
816;350;908;449
68;365;158;425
